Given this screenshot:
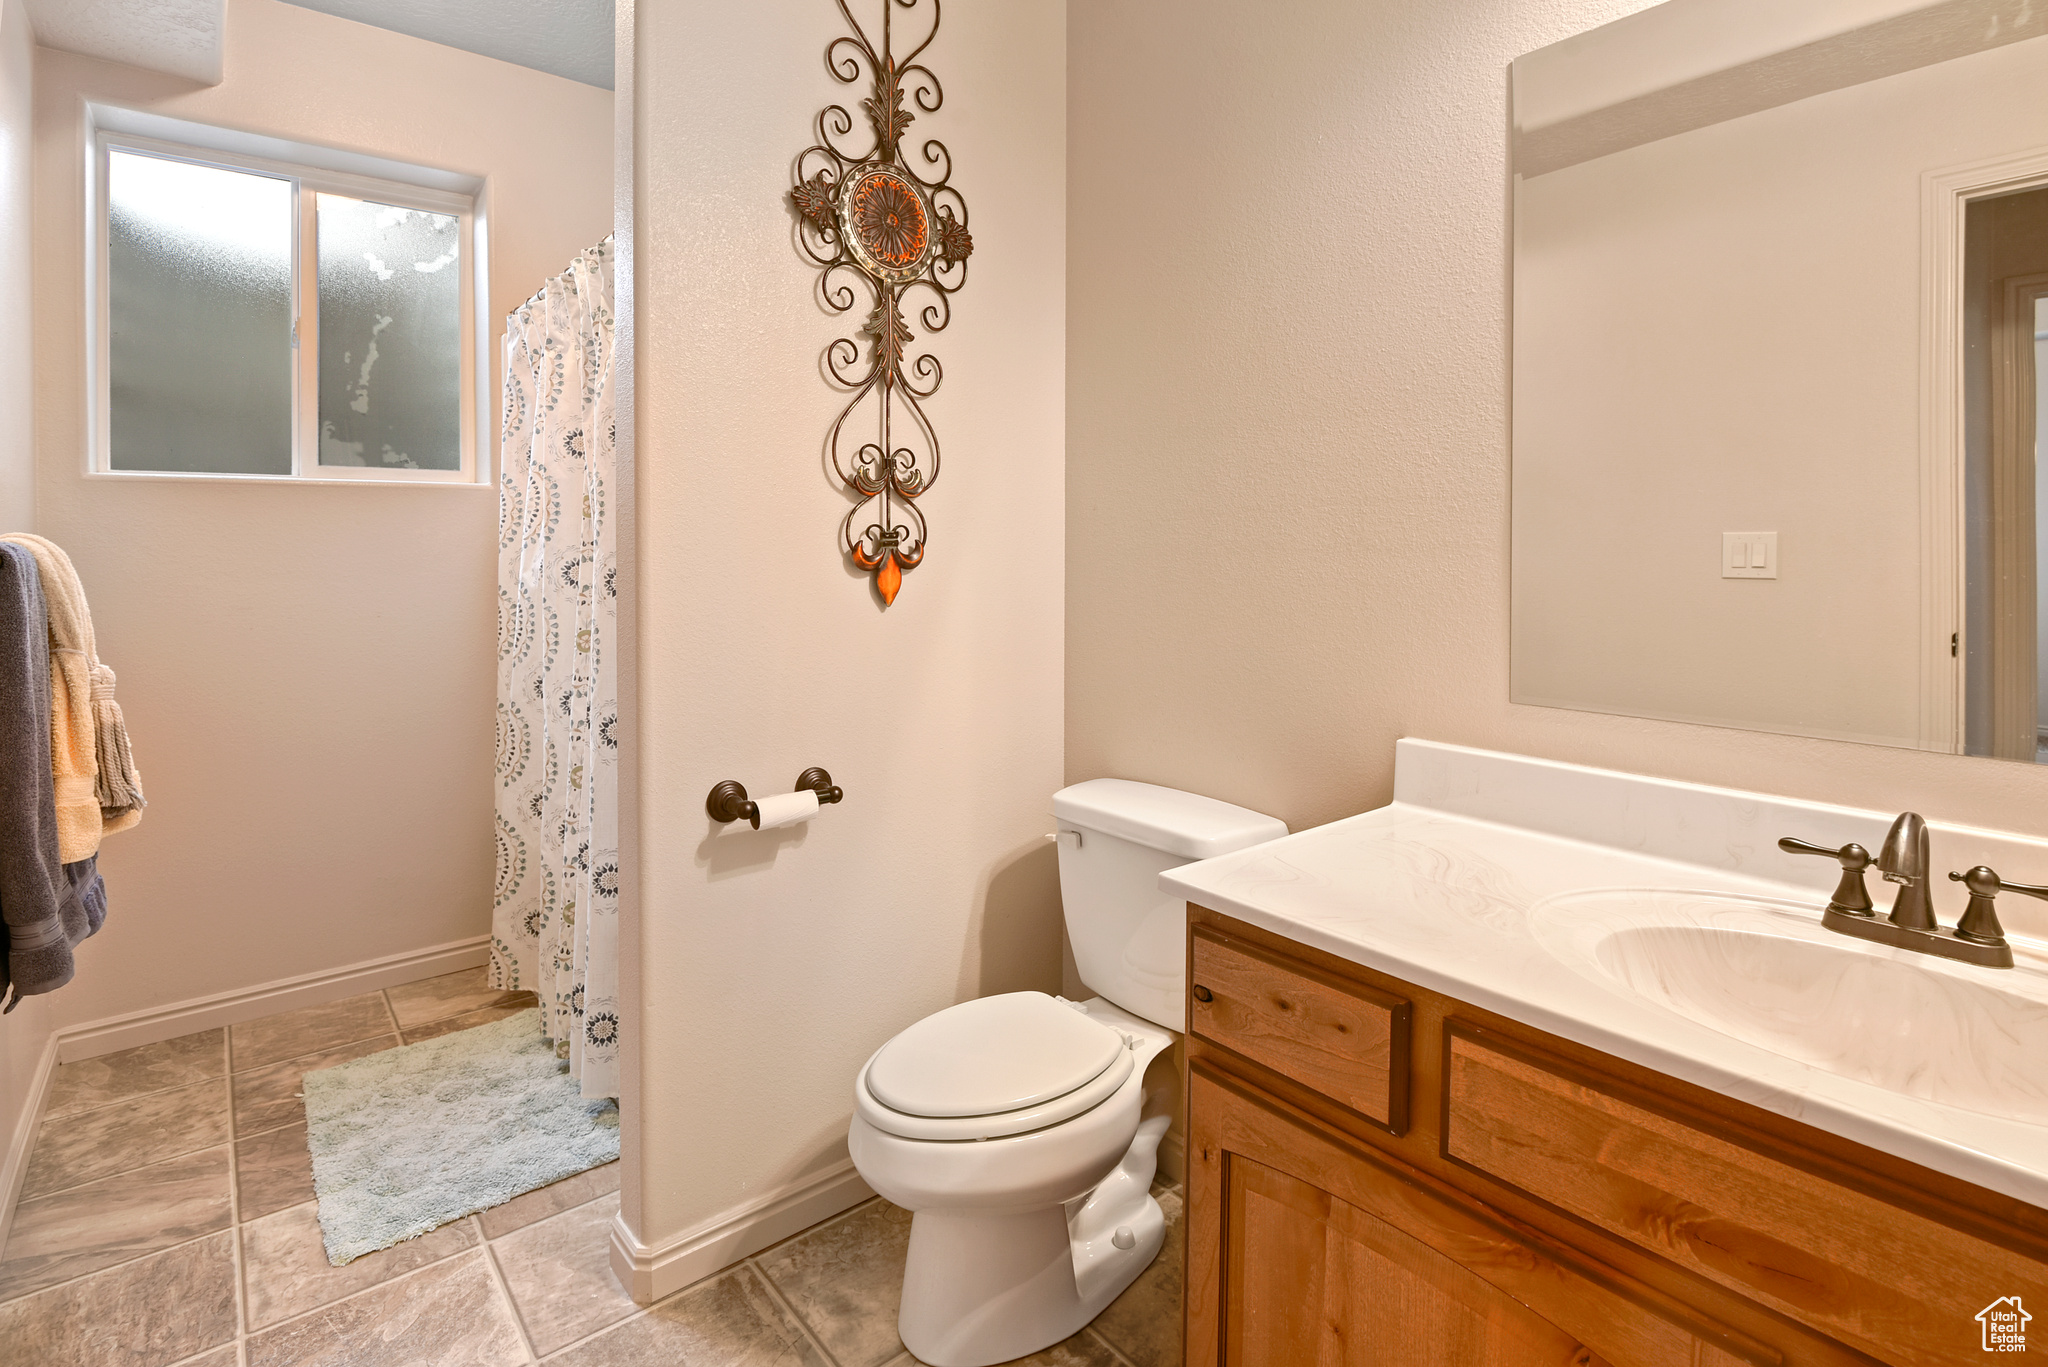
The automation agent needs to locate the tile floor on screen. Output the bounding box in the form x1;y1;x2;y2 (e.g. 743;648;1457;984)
0;968;1183;1367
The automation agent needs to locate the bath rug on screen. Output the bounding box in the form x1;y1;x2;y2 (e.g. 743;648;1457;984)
302;1008;618;1264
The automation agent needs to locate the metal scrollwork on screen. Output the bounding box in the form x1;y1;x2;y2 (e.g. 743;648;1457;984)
790;0;970;606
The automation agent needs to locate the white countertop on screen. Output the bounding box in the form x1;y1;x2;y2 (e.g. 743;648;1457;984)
1161;740;2048;1210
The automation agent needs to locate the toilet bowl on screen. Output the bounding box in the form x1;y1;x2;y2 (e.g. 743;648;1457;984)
849;994;1174;1366
848;779;1288;1367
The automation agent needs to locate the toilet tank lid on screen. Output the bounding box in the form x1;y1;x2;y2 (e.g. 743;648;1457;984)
1053;779;1288;860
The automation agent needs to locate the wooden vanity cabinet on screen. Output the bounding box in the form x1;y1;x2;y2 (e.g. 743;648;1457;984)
1182;907;2048;1367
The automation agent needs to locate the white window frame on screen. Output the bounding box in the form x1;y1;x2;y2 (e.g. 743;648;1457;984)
86;107;490;486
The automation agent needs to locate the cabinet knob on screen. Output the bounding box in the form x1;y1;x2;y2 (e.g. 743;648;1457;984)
1192;985;1213;1003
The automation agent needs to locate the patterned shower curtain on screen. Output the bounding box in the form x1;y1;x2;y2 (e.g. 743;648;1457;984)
491;238;620;1100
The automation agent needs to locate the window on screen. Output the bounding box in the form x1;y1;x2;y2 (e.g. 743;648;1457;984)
91;118;484;483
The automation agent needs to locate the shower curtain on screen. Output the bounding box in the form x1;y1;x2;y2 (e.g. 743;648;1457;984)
491;238;619;1100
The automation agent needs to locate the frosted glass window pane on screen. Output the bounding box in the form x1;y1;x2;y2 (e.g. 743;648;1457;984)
108;151;293;475
317;196;461;470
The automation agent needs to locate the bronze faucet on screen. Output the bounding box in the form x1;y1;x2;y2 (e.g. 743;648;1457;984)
1876;812;1936;931
1778;813;2033;969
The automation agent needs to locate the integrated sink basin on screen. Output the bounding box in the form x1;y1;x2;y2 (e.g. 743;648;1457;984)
1530;889;2048;1125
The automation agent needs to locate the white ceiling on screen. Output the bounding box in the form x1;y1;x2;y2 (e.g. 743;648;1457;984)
279;0;614;89
24;0;225;84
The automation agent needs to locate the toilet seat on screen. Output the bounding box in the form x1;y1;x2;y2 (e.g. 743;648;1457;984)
856;992;1138;1142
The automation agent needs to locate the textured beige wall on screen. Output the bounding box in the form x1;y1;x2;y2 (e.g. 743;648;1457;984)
1066;0;2048;839
30;0;612;1028
628;0;1065;1254
0;0;27;535
0;0;50;1178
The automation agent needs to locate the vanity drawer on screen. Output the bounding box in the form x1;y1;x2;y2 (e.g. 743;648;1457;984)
1190;928;1410;1131
1443;1023;2048;1367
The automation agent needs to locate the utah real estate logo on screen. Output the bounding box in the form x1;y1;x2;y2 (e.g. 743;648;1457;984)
1980;1297;2031;1353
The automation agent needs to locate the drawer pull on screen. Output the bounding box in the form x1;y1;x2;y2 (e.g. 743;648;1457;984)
1192;985;1214;1002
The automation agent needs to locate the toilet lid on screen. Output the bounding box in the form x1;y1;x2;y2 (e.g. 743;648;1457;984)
866;992;1126;1119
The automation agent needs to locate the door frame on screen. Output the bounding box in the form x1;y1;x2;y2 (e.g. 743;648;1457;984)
1921;147;2048;753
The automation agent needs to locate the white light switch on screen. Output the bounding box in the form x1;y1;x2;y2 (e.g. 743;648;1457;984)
1722;531;1777;579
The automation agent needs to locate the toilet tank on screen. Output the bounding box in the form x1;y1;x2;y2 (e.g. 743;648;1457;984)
1053;779;1288;1031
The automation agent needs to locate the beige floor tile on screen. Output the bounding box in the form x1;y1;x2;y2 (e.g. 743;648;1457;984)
236;1121;314;1219
548;1263;830;1367
245;1249;527;1367
232;1035;401;1138
493;1190;636;1353
230;993;394;1071
2;968;1185;1367
0;1228;235;1367
478;1159;619;1238
402;1000;536;1044
755;1198;912;1367
1088;1185;1183;1367
43;1030;225;1120
21;1076;230;1200
241;1199;479;1329
0;1146;231;1301
385;967;534;1029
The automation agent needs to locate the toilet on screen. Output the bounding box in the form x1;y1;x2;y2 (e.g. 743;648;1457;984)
847;779;1288;1367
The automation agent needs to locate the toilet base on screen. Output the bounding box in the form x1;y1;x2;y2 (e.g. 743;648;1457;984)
898;1114;1170;1367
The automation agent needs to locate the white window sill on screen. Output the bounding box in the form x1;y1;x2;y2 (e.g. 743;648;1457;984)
81;470;493;489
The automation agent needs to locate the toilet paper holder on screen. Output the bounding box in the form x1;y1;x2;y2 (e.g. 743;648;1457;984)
706;768;844;829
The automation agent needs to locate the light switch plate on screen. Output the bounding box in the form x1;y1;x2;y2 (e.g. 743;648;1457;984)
1722;531;1777;579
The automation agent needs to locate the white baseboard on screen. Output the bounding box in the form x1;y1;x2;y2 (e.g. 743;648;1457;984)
54;934;490;1063
609;1159;875;1305
0;1032;60;1251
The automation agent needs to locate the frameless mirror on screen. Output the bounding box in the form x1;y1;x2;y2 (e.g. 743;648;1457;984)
1510;0;2048;761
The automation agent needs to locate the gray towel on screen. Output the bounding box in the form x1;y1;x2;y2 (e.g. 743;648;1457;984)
0;543;100;1010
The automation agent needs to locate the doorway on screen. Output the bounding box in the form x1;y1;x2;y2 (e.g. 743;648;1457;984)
1962;184;2048;762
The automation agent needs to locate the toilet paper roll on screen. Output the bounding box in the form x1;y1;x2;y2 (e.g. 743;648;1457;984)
752;789;821;830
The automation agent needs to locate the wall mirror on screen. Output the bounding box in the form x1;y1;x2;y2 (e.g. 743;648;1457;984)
1510;0;2048;761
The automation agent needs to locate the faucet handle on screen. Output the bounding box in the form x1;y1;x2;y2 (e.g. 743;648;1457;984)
1778;838;1876;916
1947;867;2048;947
1778;838;1872;868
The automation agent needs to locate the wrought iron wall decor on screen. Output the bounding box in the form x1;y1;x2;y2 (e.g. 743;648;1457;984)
790;0;971;606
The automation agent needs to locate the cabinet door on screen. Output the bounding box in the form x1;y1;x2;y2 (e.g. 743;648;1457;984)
1226;1153;1606;1367
1190;1066;1770;1367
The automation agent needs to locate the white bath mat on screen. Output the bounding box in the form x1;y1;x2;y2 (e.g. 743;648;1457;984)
302;1008;619;1265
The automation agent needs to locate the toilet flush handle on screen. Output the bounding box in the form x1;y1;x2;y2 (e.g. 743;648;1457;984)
1058;828;1084;849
